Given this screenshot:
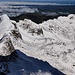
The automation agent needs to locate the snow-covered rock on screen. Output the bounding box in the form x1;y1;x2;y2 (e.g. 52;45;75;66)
0;35;15;56
0;14;15;56
0;14;75;75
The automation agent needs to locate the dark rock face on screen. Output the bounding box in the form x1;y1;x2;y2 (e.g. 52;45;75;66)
10;13;68;24
0;50;65;75
11;29;22;39
28;28;43;35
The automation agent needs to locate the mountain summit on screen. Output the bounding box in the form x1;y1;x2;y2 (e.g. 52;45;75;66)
0;14;75;75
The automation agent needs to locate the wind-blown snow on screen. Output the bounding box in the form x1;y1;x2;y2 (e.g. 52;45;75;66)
0;14;75;75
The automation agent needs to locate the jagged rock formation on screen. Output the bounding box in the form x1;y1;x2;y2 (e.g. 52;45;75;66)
0;35;15;56
0;14;75;75
11;29;22;39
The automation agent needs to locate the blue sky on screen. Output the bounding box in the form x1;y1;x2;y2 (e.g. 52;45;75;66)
0;0;75;1
0;0;75;2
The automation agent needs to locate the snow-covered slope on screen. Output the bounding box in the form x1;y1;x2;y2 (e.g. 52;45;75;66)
0;14;14;38
0;50;64;75
0;14;15;56
0;14;75;75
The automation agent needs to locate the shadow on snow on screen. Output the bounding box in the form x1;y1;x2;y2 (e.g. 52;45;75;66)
0;50;65;75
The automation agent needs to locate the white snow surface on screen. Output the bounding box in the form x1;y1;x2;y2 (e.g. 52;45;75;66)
0;14;75;75
0;14;14;38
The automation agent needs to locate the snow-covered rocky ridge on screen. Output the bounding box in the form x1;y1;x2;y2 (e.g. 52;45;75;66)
0;14;75;75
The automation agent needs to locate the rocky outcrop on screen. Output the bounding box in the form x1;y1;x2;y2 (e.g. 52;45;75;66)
0;14;75;75
0;35;15;56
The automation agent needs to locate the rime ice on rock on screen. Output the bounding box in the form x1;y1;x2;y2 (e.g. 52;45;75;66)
0;35;15;56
